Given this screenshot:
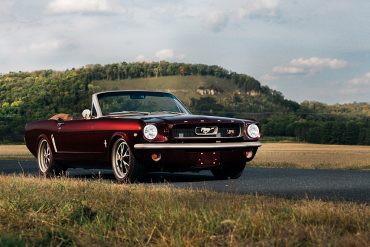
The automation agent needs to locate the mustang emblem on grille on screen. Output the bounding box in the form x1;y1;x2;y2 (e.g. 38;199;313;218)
195;126;218;135
201;127;213;134
227;129;235;135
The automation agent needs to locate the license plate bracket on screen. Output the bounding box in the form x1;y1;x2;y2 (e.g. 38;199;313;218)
195;152;220;168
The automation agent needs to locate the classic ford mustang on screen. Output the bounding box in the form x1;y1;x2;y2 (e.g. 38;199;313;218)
25;90;262;182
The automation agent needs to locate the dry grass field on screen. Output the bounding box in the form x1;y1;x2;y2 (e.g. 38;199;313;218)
0;145;33;160
251;143;370;170
0;175;369;246
1;143;369;170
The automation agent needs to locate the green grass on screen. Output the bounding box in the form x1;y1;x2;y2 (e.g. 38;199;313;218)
0;175;369;246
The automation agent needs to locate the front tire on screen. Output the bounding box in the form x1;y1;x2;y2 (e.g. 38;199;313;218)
111;138;145;183
211;162;245;180
37;138;65;177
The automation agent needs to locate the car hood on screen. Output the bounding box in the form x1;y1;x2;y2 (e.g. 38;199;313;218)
125;114;256;125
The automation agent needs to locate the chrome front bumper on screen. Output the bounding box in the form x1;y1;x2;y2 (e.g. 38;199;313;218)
134;142;262;149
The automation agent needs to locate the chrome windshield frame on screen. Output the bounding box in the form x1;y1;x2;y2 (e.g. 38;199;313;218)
91;90;191;118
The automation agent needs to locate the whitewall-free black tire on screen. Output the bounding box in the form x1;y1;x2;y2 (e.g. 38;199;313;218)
111;138;145;183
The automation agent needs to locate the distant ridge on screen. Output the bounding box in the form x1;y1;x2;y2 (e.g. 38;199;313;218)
0;61;369;144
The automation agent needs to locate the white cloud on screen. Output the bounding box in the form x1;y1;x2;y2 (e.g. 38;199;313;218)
348;72;370;85
0;1;13;17
271;57;348;76
48;0;125;14
205;11;229;32
260;74;277;81
272;66;305;75
193;0;281;32
19;40;63;53
135;54;147;62
176;53;186;60
341;72;370;96
134;50;186;62
154;49;185;61
290;57;348;69
238;0;280;18
1;0;370;103
339;87;360;95
155;49;174;60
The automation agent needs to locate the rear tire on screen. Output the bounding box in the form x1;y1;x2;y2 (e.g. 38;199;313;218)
211;162;245;180
37;138;66;177
111;138;146;183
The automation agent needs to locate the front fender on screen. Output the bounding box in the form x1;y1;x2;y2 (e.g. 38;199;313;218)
108;132;138;160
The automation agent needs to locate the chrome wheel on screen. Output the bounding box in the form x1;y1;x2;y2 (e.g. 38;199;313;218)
112;139;131;179
38;139;51;173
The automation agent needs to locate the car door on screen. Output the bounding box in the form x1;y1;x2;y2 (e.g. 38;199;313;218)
55;118;106;160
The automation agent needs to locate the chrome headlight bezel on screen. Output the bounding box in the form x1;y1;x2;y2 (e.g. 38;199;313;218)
143;124;158;140
246;124;260;139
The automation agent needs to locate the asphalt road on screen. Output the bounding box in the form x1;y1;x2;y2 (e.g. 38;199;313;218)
1;160;369;203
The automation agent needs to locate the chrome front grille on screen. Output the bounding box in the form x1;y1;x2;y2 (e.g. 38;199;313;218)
172;125;241;139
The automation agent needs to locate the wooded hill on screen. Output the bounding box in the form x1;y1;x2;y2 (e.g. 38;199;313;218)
0;61;369;145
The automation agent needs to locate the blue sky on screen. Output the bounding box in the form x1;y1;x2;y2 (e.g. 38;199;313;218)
1;0;369;103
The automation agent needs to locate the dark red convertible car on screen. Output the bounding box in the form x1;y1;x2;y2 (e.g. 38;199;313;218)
25;90;262;182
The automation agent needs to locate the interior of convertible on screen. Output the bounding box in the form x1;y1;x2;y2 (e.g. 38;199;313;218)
48;113;73;121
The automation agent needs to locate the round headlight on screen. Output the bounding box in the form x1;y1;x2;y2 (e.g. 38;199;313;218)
247;124;260;139
143;124;158;140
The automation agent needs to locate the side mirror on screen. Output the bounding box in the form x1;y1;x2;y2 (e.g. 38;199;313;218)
82;109;91;119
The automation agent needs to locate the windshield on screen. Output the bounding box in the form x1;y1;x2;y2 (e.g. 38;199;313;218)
97;91;190;116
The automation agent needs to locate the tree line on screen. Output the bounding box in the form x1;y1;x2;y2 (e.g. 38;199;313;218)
0;61;369;145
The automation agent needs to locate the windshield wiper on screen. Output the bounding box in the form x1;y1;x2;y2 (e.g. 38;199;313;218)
108;111;150;116
149;111;184;115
